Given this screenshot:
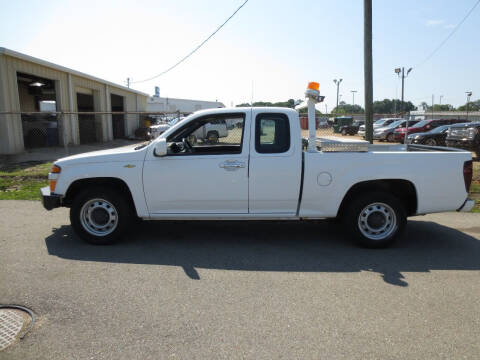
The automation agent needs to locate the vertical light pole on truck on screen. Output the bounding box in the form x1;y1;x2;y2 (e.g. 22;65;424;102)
305;82;325;152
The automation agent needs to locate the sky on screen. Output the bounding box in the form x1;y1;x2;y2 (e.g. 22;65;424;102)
0;0;479;112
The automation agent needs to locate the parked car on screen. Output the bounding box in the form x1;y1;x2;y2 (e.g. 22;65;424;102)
358;118;402;138
332;116;353;133
373;120;419;142
150;117;184;139
405;124;465;146
192;118;228;143
446;122;480;158
41;107;474;249
340;120;364;136
393;118;467;143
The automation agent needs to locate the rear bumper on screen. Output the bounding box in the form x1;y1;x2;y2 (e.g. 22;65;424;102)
457;198;475;212
41;186;62;210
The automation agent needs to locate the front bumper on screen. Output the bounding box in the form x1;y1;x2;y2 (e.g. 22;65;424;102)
358;130;365;137
373;132;387;140
445;139;476;150
41;186;62;210
457;198;475;212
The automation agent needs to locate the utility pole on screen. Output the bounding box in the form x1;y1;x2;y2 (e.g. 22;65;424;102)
126;78;131;88
364;0;373;143
333;78;343;111
466;91;472;121
325;104;328;115
431;94;434;118
351;90;357;106
439;95;443;105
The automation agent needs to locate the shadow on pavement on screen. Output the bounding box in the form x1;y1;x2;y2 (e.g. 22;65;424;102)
45;220;480;287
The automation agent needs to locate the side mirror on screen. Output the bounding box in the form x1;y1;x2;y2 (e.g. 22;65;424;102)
153;138;167;157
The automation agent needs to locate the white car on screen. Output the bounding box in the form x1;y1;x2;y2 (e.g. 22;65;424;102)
358;118;403;138
150;118;184;139
192;118;228;143
41;107;474;248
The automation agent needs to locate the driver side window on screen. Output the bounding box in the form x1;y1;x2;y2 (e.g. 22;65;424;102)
166;113;245;155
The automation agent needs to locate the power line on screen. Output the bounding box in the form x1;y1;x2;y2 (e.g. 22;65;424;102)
416;0;480;68
132;0;249;84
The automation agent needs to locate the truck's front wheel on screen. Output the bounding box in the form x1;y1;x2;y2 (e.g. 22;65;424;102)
70;187;132;245
343;192;406;248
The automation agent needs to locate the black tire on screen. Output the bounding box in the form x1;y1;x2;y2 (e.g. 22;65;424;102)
386;133;395;142
70;187;133;245
342;191;406;248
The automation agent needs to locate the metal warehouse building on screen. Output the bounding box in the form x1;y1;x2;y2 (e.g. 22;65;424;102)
0;47;148;155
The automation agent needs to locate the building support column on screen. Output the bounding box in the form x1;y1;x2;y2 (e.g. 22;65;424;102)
67;73;80;145
105;85;113;141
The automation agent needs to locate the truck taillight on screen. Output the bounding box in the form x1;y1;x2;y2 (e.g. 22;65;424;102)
463;160;473;193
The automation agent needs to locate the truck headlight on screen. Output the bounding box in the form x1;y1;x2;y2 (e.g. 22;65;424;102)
468;128;478;139
49;164;61;192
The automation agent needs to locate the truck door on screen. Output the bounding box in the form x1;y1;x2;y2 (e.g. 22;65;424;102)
143;111;250;214
248;111;302;214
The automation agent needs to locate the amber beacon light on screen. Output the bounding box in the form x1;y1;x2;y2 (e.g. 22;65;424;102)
307;82;320;92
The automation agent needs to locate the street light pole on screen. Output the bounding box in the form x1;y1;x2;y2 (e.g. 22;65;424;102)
333;78;343;111
395;66;412;144
351;90;357;106
439;95;443;105
466;91;472;121
394;67;412;117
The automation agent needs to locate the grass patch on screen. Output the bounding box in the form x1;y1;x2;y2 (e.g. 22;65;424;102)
0;161;51;200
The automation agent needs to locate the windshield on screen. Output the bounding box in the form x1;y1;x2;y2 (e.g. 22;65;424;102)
384;120;404;128
410;120;430;128
168;118;179;126
375;119;386;125
429;125;450;134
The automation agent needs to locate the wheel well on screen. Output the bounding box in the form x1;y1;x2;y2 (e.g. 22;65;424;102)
337;179;417;217
63;177;137;216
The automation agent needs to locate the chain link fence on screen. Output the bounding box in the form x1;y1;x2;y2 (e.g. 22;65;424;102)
3;110;446;157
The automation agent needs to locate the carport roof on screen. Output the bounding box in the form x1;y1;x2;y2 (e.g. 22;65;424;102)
0;47;149;97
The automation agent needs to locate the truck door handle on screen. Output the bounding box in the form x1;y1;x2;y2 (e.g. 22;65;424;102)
219;160;246;170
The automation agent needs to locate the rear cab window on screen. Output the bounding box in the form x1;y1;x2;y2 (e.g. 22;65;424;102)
255;113;290;153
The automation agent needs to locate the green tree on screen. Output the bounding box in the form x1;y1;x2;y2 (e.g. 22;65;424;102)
425;104;455;111
236;98;303;108
458;100;480;111
372;99;416;114
332;101;364;114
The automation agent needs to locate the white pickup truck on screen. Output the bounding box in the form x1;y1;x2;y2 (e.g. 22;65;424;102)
42;103;475;248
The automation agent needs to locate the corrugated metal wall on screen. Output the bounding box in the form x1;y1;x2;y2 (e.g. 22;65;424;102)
0;53;147;154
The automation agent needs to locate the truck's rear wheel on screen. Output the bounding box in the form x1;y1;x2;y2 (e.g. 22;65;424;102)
70;187;132;245
343;192;406;248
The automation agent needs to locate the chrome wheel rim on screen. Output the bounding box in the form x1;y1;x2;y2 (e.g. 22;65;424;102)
425;138;436;146
358;202;397;241
80;198;118;236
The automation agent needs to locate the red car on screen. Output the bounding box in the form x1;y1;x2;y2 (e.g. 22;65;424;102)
393;119;467;142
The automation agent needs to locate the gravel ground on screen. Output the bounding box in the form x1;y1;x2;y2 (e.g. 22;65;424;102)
1;200;480;359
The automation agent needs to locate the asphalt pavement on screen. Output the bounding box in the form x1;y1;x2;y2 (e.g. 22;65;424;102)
1;200;480;359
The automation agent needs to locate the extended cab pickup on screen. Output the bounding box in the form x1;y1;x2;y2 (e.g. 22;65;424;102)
42;107;475;247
